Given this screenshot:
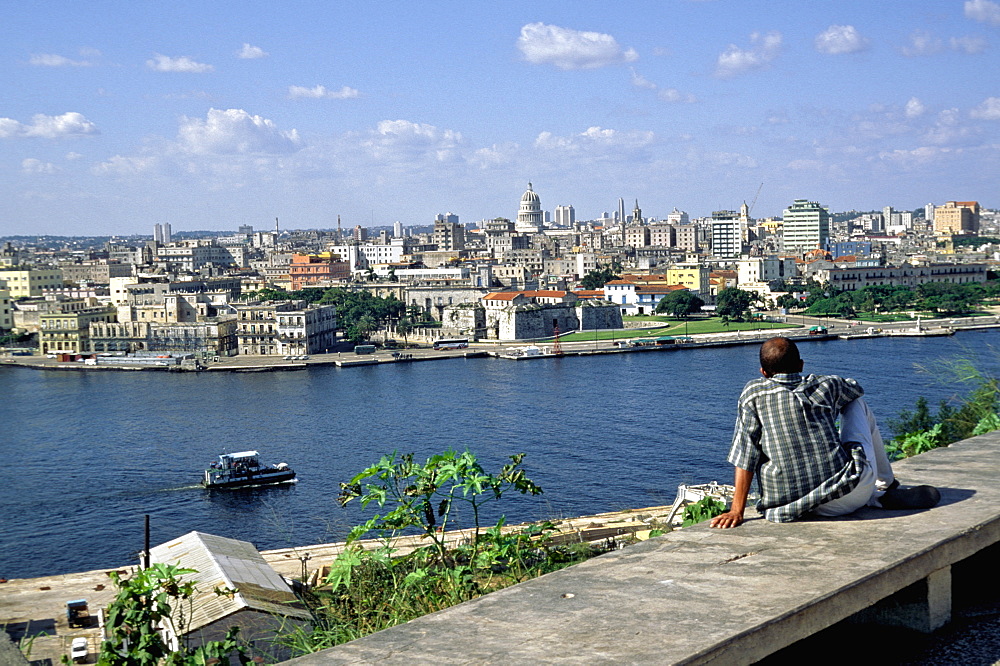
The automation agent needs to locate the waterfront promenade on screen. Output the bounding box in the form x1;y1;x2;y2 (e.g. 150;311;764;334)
4;312;998;374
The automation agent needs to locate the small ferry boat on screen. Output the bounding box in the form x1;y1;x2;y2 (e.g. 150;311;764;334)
202;451;296;489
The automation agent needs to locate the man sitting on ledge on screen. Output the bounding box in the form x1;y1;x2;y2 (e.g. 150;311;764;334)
711;337;939;528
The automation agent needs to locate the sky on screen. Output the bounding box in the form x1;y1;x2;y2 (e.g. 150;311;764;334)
3;0;999;237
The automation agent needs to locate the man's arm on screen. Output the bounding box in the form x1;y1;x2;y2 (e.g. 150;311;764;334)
710;466;753;528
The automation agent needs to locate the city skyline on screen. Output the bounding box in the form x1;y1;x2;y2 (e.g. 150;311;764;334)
3;0;999;236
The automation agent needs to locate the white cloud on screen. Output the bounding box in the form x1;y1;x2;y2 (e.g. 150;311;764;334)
965;0;1000;26
288;85;360;99
29;53;92;67
21;158;57;174
65;152;83;160
950;36;988;53
901;30;943;57
814;25;869;55
535;126;654;152
470;142;520;169
922;108;976;145
237;43;268;59
629;69;696;102
905;97;926;118
787;159;824;171
517;23;638;70
878;146;950;165
714;31;782;78
658;88;697;103
971;97;1000;119
146;54;214;73
177;108;302;154
91;155;158;176
704;151;757;168
0;112;98;139
364;120;463;163
630;69;657;90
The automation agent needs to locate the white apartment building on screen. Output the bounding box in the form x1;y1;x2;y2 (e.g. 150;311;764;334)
711;214;742;259
326;239;407;272
737;257;799;286
554;205;575;227
782;199;830;253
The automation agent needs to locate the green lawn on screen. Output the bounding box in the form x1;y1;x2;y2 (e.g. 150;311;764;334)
851;310;992;323
557;317;797;342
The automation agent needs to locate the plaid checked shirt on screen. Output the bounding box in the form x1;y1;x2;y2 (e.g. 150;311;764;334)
728;372;867;523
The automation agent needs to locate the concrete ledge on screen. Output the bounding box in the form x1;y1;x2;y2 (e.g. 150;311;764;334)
286;431;1000;665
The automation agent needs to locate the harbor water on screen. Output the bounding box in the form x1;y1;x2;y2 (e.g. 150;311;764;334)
3;330;1000;579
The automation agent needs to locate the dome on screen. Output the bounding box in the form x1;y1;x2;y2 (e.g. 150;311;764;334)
521;183;540;203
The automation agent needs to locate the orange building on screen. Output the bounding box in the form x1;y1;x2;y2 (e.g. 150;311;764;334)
289;253;351;291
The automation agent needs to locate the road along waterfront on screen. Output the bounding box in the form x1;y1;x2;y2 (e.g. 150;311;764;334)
2;328;1000;580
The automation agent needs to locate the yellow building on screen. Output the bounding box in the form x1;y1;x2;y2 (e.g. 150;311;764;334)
665;262;711;296
39;306;116;355
934;201;980;235
0;268;64;298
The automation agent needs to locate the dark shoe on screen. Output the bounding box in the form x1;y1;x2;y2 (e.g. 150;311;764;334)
879;485;941;510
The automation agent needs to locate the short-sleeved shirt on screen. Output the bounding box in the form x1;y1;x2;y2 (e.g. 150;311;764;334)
728;372;867;522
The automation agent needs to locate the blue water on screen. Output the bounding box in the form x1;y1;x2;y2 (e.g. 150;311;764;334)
3;330;999;579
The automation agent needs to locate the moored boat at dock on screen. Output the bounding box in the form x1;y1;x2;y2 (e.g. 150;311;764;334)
203;451;296;489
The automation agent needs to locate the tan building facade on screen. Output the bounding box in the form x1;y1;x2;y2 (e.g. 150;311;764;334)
39;306;117;355
934;201;980;235
0;268;64;298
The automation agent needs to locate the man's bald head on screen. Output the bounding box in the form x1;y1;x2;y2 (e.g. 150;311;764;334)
759;337;802;377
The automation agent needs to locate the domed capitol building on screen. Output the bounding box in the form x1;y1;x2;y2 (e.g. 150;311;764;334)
515;182;543;233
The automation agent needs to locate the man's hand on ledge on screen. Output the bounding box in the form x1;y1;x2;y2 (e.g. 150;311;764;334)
710;510;744;529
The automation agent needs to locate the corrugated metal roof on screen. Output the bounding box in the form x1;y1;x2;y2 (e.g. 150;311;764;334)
150;531;311;634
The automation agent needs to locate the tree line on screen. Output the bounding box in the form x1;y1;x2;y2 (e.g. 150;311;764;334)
778;279;1000;318
243;287;410;343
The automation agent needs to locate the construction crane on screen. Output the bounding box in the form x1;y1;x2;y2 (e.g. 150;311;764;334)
748;182;764;217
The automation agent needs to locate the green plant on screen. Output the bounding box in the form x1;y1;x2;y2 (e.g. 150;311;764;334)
680;497;727;527
337;450;542;563
885;423;944;461
282;451;607;656
95;563;246;666
972;412;1000;436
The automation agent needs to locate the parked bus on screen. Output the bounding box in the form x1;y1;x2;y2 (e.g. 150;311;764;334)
433;338;469;350
354;344;377;355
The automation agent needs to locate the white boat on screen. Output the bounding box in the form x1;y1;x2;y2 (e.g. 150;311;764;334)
202;451;296;489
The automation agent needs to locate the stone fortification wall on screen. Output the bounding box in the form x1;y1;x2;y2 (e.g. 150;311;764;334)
441;303;486;339
577;300;623;330
405;286;489;322
484;303;580;341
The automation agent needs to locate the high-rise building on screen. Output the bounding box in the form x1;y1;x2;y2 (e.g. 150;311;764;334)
782;199;830;253
433;216;465;251
618;197;626;243
934;201;980;235
393;221;403;238
153;224;162;243
353;225;368;242
711;210;742;258
516;183;543;233
554;205;575;227
163;223;172;243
